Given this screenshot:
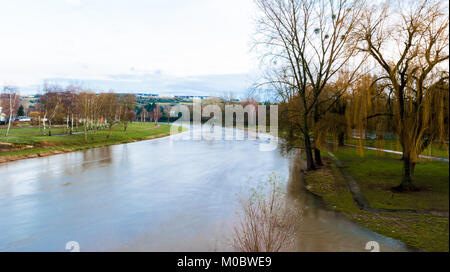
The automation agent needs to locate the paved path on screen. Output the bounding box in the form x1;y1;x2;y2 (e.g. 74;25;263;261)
344;143;449;162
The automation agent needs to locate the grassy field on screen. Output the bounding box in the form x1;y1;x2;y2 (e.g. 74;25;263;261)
0;122;184;162
345;138;449;159
332;148;449;211
305;147;449;252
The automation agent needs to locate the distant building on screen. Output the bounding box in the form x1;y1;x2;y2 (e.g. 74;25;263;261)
136;93;158;97
175;95;211;100
158;94;175;98
16;117;32;122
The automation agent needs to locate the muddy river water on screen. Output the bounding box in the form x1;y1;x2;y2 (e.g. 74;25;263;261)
0;126;410;251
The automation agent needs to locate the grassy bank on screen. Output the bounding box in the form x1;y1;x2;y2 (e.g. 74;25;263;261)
0;122;185;163
332;148;449;211
304;147;449;252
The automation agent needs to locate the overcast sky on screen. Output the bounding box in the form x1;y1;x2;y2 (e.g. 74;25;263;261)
0;0;258;96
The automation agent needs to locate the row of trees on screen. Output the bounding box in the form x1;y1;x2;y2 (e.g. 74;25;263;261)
0;85;165;141
136;103;163;123
256;0;449;191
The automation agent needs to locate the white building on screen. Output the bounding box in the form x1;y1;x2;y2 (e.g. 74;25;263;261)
157;94;175;98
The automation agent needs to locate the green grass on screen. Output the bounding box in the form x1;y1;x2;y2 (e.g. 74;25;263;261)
332;147;449;211
305;162;359;213
355;211;449;252
304;150;449;252
0;122;185;160
345;138;449;159
0;126;85;145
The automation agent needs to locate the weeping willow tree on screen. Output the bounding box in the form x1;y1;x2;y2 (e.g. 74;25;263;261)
346;74;396;155
355;0;449;191
321;93;349;147
312;70;356;154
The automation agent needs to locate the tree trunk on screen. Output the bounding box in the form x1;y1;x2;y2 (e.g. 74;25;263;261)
84;119;88;142
94;116;98;134
338;132;345;147
48;120;52;136
5;95;13;137
394;157;417;191
288;127;294;139
314;148;323;166
312;105;322;166
304;134;316;171
107;124;113;139
43;115;46;133
5;112;12;136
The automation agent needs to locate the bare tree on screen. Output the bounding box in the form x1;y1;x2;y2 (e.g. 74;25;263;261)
100;92;119;138
40;84;63;136
1;86;20;136
356;0;449;191
62;85;79;134
152;105;162;124
255;0;365;170
140;107;148;122
77;91;96;142
313;70;355;148
92;93;106;133
232;174;297;252
119;94;136;131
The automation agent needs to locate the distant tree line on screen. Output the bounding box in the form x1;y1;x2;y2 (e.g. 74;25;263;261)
0;85;167;142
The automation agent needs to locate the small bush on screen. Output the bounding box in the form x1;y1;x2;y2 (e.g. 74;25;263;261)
232;173;299;252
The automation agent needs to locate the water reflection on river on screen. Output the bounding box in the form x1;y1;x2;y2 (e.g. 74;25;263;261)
0;126;409;251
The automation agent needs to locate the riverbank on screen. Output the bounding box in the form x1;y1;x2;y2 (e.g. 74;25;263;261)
303;147;449;252
0;123;186;164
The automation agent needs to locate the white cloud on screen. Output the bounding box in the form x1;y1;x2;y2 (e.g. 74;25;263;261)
30;71;255;98
66;0;81;7
0;0;257;94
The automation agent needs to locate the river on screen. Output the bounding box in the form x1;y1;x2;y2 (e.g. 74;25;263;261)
0;125;410;251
